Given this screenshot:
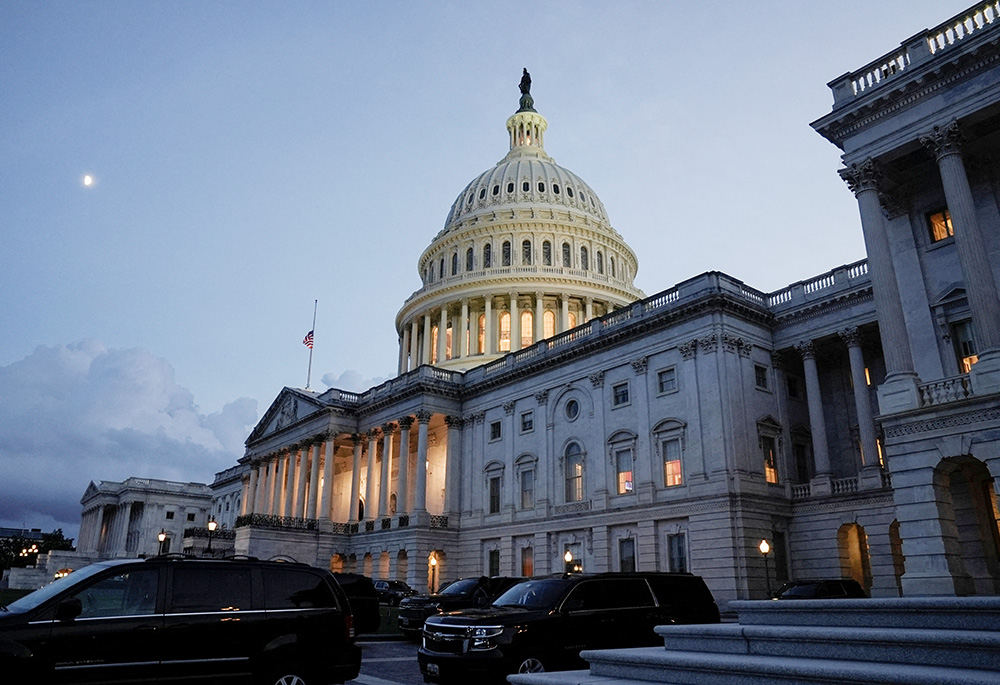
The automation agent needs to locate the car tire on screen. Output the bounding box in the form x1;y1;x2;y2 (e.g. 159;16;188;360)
516;656;546;674
264;666;313;685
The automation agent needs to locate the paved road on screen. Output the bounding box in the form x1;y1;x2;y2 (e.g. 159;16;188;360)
348;638;425;685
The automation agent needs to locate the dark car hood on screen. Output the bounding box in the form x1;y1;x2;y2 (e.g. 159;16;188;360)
427;605;550;626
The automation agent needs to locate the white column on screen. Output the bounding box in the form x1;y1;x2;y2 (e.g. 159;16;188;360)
459;298;469;359
444;416;463;518
484;297;494;355
840;328;879;471
437;307;448;363
797;341;831;477
378;423;396;517
584;297;593;322
398;328;409;375
267;454;280;515
348;435;363;523
422;313;433;365
510;293;520;351
398;417;413;514
245;462;259;515
535;292;544;342
281;450;294;517
414;411;431;514
294;446;308;519
409;320;419;371
320;437;335;520
561;294;570;332
306;441;321;519
365;429;380;520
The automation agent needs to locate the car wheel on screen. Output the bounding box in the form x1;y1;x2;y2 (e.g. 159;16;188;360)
266;667;311;685
517;656;545;674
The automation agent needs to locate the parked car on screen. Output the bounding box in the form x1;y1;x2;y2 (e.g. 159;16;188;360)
0;556;361;684
772;578;868;599
332;572;381;634
374;579;416;606
418;572;720;683
398;575;523;638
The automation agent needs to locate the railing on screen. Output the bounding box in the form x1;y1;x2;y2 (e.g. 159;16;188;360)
832;477;859;496
765;259;868;309
234;514;318;531
831;1;1000;104
919;374;974;406
790;483;811;500
184;527;236;540
430;515;449;528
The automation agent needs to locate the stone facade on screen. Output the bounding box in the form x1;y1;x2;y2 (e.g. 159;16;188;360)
233;2;1000;608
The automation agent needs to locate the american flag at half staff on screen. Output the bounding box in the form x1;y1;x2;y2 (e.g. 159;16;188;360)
303;330;314;349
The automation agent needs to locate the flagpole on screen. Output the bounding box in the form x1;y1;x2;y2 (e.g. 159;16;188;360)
306;299;317;389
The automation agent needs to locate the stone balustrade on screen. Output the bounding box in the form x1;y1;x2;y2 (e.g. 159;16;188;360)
919;374;975;406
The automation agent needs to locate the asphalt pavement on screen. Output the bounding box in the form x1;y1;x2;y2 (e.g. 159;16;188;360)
349;637;425;685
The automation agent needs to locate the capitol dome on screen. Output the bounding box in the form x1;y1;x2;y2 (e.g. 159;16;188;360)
395;73;645;374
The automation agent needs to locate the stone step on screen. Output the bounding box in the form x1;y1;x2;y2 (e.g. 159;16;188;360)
654;622;1000;670
578;647;1000;685
730;597;1000;630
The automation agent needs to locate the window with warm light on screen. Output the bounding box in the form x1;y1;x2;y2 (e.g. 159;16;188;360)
445;325;453;360
521;546;534;576
762;435;779;483
615;447;634;494
521;311;533;348
477;314;485;354
431;325;439;361
565;442;584;502
952;320;978;372
499;312;511;351
543;310;555;338
663;437;682;487
928;208;954;242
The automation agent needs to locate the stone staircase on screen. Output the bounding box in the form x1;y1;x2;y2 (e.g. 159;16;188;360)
507;597;1000;685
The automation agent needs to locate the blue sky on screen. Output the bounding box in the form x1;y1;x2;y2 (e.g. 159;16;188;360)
0;1;973;539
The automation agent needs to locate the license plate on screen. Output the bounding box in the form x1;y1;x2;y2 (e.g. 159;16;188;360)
427;663;440;676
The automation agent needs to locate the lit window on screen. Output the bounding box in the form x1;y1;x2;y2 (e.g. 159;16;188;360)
864;367;872;386
615;448;634;494
565;442;584;502
431;325;439;361
762;435;779;484
612;382;630;407
477;314;485;354
521;546;534;575
952;320;978;373
521;311;533;348
663;438;682;486
568;312;577;328
490;420;502;441
928;209;954;243
543;310;555;338
657;367;677;394
445;325;453;360
520;411;533;433
755;364;769;390
499;312;511;352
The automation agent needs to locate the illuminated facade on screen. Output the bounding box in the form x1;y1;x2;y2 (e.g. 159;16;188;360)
234;3;1000;606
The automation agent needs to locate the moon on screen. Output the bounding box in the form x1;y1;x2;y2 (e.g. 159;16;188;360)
83;174;94;187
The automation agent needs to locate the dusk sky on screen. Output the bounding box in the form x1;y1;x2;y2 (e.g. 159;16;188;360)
1;1;973;540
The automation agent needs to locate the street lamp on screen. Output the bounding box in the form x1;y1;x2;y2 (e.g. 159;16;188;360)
429;554;438;593
158;529;167;556
564;550;573;573
206;516;217;556
759;539;772;597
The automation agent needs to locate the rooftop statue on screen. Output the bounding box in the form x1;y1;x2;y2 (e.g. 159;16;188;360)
518;68;535;112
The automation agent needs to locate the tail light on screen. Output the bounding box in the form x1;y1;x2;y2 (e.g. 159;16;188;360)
345;613;355;640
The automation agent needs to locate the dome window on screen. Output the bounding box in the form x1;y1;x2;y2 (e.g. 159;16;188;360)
484;243;493;268
597;251;604;274
492;184;500;196
580;247;589;271
466;247;474;272
522;240;532;266
542;241;552;266
507;182;514;193
522;181;530;192
553;184;560;195
479;188;487;200
567;187;574;198
538;182;545;193
440;257;446;278
468;193;474;205
610;257;616;278
452;253;459;276
502;241;512;267
562;242;571;268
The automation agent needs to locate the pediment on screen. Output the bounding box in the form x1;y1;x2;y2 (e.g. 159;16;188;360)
247;387;326;444
931;282;967;308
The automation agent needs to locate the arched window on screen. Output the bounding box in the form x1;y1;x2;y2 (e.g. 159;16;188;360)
522;240;532;265
542;241;552;266
439;257;445;279
451;253;458;276
543;310;555;338
445;324;453;360
580;247;589;270
569;312;577;328
502;241;511;267
484;243;492;268
499;312;511;351
477;313;485;354
521;311;533;348
597;251;604;274
562;242;571;267
431;325;439;361
466;247;474;272
565;442;584;502
610;257;616;278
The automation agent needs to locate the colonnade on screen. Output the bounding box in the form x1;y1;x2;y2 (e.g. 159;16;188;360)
241;411;465;525
398;292;612;374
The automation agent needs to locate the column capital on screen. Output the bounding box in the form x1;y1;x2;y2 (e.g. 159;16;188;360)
416;410;433;424
839;326;862;348
399;415;415;430
367;427;381;441
919;120;964;161
382;422;397;435
770;350;785;370
839;158;883;195
351;433;365;446
445;415;464;429
796;340;816;359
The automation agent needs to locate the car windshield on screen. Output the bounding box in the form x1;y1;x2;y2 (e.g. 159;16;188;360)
775;583;817;598
3;563;115;612
437;578;480;595
492;579;567;609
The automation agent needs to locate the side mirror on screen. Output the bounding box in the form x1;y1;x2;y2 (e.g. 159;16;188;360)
56;598;83;622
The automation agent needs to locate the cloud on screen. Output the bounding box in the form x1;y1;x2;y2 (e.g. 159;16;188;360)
321;369;389;393
0;341;258;541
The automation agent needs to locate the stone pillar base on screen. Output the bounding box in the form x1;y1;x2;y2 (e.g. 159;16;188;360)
970;350;1000;395
810;474;833;496
859;465;885;490
901;571;975;597
877;373;922;414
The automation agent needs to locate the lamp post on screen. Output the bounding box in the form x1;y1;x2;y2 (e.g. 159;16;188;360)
206;516;217;556
157;529;167;556
564;550;574;574
429;554;438;593
759;539;772;597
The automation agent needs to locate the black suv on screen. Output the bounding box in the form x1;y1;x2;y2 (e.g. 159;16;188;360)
0;556;361;684
374;579;416;606
398;576;522;638
773;578;868;599
418;572;720;683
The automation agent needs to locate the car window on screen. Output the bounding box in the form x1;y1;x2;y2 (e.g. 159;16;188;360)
492;579;567;609
5;563;111;613
438;578;479;595
263;568;336;609
72;569;159;618
170;567;251;613
565;578;654;611
646;575;716;608
818;581;847;598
